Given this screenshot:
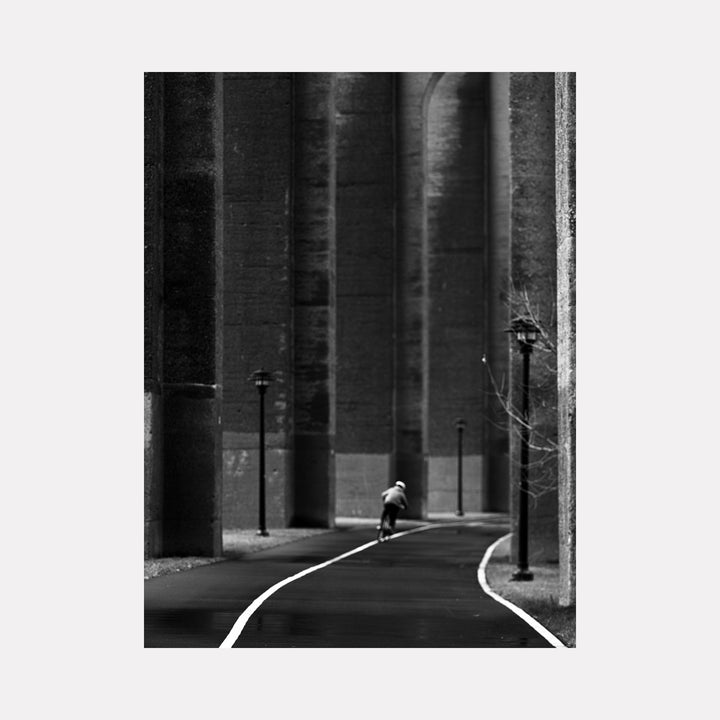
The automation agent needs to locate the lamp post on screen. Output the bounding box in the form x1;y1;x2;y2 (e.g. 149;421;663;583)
454;418;466;516
250;369;273;537
506;317;540;581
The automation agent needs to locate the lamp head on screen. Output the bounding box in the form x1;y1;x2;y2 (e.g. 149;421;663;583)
250;369;273;388
506;316;541;347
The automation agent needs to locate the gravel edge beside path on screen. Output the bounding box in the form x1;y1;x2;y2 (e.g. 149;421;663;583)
144;528;334;580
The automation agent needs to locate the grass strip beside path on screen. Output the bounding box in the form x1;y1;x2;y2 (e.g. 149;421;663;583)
485;558;576;647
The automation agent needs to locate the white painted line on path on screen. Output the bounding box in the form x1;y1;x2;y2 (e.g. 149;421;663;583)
477;533;567;648
219;523;440;648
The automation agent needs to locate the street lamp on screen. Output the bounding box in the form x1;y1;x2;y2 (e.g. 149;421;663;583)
250;369;274;537
506;316;540;581
454;418;466;516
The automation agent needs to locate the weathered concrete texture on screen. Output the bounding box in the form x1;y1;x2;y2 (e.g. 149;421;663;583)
556;71;576;606
394;72;435;519
394;74;428;513
162;389;222;556
292;435;336;527
485;73;512;511
427;455;484;513
222;73;293;527
144;73;164;558
222;440;290;529
509;72;559;563
159;73;223;557
144;72;163;386
292;73;336;527
145;72;575;557
335;454;391;517
335;73;395;458
144;391;162;558
426;73;487;458
163;73;222;387
425;73;490;517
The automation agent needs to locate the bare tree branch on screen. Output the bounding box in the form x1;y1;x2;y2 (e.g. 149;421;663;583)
482;283;561;499
482;353;558;453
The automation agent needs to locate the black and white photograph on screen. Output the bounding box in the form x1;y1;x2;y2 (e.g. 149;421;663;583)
143;71;577;649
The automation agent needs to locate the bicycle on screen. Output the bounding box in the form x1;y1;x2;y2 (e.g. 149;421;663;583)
376;513;394;542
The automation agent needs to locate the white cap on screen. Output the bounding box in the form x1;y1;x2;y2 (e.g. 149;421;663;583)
395;481;406;490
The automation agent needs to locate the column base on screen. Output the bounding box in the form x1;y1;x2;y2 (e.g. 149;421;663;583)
511;568;534;581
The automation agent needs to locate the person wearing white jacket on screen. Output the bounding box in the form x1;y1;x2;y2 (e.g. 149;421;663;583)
378;481;408;537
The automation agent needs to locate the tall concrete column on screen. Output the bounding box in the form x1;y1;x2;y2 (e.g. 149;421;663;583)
425;73;488;514
508;72;558;562
394;72;435;518
334;73;396;517
292;73;337;526
161;73;223;557
556;71;576;606
485;73;512;512
144;72;164;558
222;73;294;529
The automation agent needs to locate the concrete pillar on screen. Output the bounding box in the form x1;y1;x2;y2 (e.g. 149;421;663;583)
394;72;435;518
161;73;223;556
222;73;294;529
485;73;512;512
334;73;395;517
556;71;576;606
425;73;488;514
292;73;337;526
508;72;558;562
144;72;164;558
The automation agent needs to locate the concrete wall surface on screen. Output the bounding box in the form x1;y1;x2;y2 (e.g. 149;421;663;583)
144;72;573;567
221;73;294;530
556;71;576;605
428;455;484;513
335;454;392;518
508;72;559;563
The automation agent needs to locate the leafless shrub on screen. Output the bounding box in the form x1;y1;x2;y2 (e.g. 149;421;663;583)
482;283;558;501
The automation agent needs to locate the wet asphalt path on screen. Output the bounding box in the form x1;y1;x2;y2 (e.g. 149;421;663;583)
144;522;554;648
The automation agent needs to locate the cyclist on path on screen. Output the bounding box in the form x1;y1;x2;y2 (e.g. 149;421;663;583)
378;481;408;537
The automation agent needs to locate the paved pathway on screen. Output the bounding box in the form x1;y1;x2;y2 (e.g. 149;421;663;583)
144;521;554;648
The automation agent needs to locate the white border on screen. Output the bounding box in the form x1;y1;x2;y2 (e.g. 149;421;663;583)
477;533;567;648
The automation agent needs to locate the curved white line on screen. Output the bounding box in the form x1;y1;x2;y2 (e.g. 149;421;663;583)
219;523;440;648
477;533;567;648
